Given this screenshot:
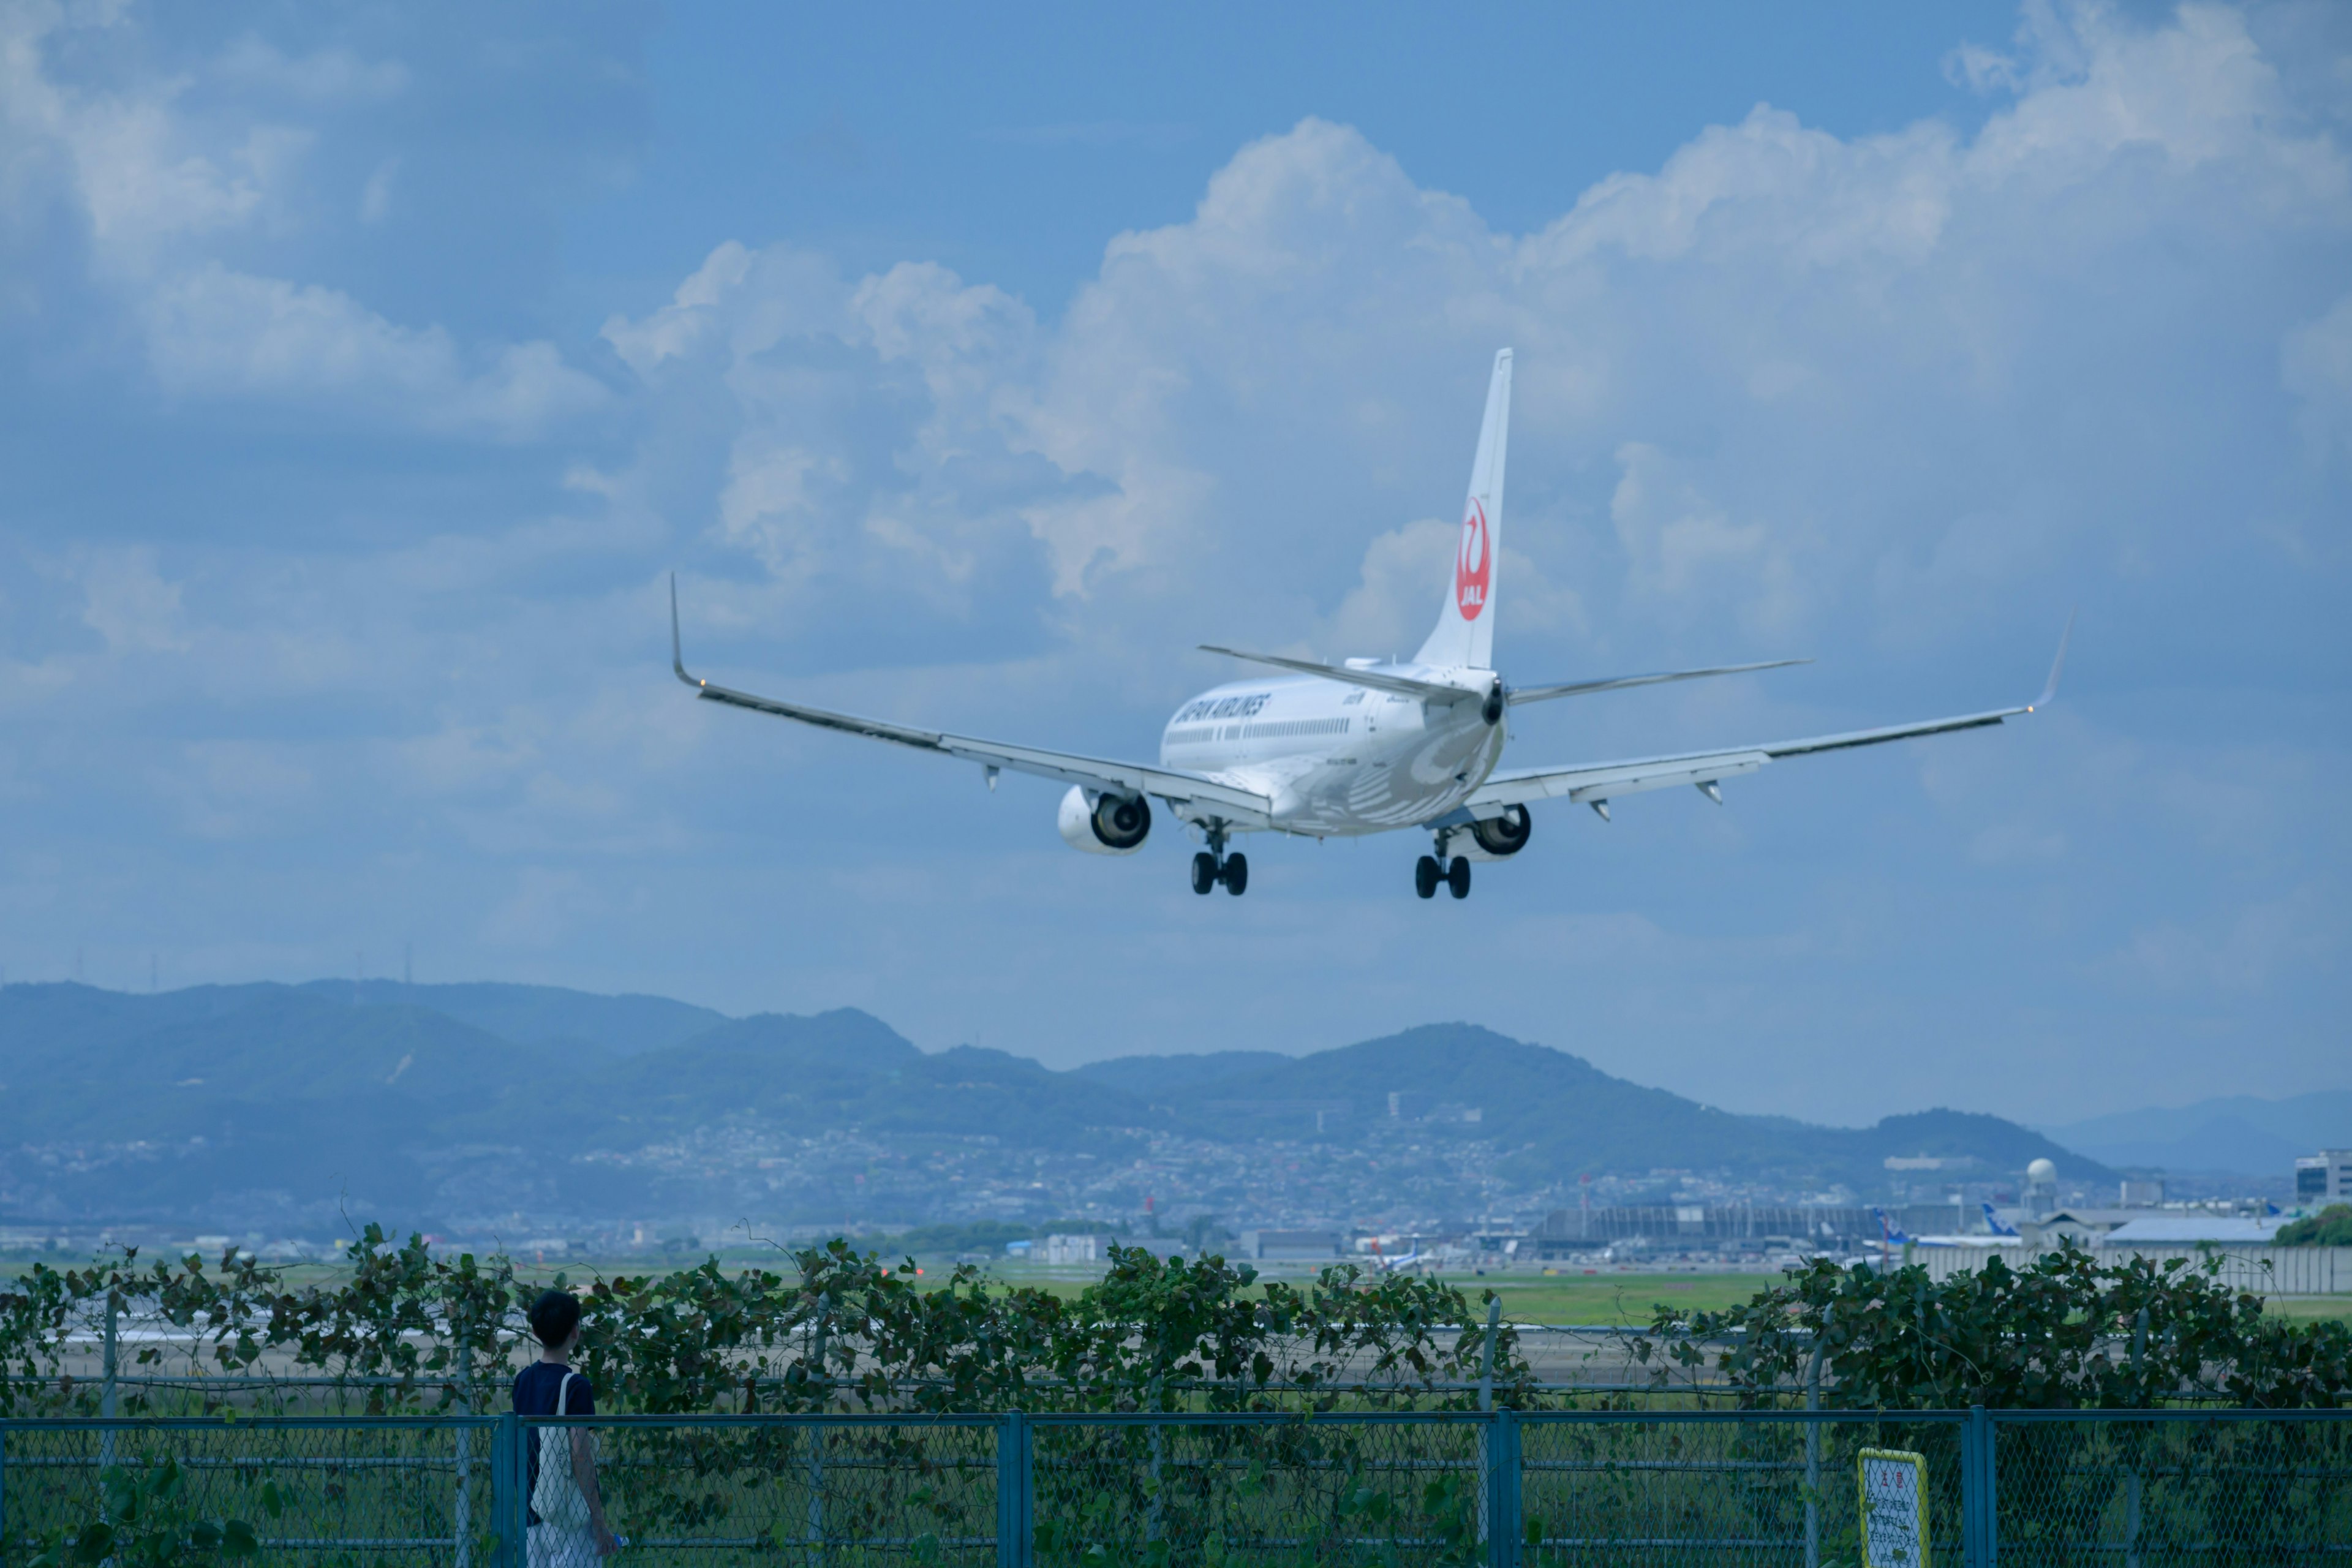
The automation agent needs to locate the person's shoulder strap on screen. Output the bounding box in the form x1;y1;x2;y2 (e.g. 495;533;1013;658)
557;1370;578;1417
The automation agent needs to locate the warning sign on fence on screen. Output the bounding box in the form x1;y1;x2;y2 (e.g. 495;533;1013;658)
1858;1448;1931;1568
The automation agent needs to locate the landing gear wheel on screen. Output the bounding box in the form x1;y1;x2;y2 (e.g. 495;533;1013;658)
1191;852;1218;895
1414;856;1441;899
1222;853;1249;895
1447;857;1472;899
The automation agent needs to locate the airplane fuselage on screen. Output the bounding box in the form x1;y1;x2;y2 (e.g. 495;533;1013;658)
1157;665;1507;837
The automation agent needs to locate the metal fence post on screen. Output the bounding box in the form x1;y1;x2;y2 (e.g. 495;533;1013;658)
1477;1298;1501;1547
454;1370;474;1568
997;1411;1032;1568
1486;1408;1520;1568
99;1289;118;1480
1962;1405;1996;1568
1804;1343;1823;1568
492;1412;519;1568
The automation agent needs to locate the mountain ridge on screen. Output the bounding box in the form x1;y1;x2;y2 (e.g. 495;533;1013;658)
0;981;2110;1231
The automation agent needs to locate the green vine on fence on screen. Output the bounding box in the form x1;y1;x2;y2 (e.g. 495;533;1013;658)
1640;1243;2351;1408
0;1229;1533;1417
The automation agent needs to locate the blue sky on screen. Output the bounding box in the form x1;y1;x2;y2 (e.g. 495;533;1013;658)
2;1;2346;1126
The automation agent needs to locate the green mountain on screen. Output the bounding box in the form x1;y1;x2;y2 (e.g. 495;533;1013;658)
0;982;2108;1234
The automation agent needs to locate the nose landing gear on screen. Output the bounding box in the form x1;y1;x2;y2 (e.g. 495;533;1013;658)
1191;825;1248;896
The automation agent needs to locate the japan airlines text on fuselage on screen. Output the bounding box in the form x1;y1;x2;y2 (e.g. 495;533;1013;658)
1155;668;1504;837
671;348;2068;900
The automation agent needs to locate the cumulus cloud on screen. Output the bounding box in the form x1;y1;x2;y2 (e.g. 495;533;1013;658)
0;4;604;439
598;2;2343;690
143;266;606;438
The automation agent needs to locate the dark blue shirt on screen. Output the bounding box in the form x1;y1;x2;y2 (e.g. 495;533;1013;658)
514;1362;595;1525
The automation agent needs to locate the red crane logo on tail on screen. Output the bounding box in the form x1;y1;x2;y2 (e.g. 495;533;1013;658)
1455;497;1490;621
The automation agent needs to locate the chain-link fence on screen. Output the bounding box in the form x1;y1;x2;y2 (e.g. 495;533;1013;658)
2;1408;2344;1566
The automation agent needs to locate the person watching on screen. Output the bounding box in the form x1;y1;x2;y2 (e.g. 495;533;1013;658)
514;1287;619;1561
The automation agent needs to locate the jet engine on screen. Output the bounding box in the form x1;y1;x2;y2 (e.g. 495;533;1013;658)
1058;786;1152;854
1464;804;1532;858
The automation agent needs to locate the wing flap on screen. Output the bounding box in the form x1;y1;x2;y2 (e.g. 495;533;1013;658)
1469;705;2032;810
1469;749;1771;809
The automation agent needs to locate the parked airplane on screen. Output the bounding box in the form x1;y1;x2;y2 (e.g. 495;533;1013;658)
671;349;2067;899
1983;1204;2023;1238
1875;1205;2027;1251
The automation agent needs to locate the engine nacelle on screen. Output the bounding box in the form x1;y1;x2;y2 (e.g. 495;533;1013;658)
1058;786;1152;855
1460;804;1532;859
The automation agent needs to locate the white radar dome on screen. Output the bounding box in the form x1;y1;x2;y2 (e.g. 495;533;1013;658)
2026;1158;2057;1183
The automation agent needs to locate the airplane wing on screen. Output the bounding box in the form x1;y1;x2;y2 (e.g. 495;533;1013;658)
1466;620;2070;817
1507;658;1807;706
674;582;1273;823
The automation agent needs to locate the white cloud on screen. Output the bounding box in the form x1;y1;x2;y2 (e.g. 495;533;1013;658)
142;266;607;438
77;548;189;654
164;739;316;840
358;156;396;224
2283;292;2352;458
1;5;603;439
213;37;409;105
2109;888;2340;995
583;1;2347;711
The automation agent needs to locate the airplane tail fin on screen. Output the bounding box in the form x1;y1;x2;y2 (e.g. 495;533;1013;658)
1981;1202;2021;1238
1413;349;1511;671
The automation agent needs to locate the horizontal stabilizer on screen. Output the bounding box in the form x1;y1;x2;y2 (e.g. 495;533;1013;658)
1197;646;1485;705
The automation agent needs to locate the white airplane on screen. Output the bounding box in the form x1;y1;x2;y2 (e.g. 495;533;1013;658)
671;349;2067;899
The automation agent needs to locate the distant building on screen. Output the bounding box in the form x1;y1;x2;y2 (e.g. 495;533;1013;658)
1533;1205;1886;1254
1042;1234;1100;1265
2119;1179;2164;1208
1238;1229;1342;1261
2023;1158;2059;1219
2297;1150;2352;1205
2101;1216;2281;1247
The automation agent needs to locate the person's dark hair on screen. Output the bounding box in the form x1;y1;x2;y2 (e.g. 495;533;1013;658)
529;1288;582;1349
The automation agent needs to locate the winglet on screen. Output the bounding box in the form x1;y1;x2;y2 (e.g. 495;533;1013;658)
669;573;702;688
2028;610;2073;712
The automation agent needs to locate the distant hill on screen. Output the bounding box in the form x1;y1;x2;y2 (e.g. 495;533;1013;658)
310;981;728;1057
2039;1090;2352;1175
0;982;2110;1233
1072;1052;1292;1096
1137;1024;2107;1189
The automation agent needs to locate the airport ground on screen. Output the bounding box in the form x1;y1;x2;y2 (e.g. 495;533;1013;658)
7;1253;2345;1327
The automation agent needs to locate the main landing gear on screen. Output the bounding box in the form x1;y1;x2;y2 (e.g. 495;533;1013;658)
1415;835;1472;901
1191;824;1248;896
